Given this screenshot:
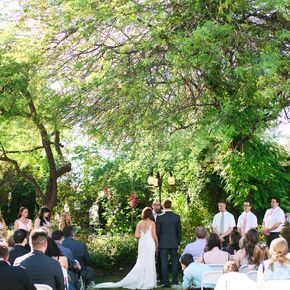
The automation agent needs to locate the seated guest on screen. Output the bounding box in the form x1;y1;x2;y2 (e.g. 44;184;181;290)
62;226;94;284
182;226;207;258
222;228;241;255
257;238;290;287
215;261;257;290
0;241;36;290
52;230;79;290
280;227;290;255
233;228;265;269
8;229;30;265
198;233;231;264
52;230;79;268
46;237;68;269
14;229;64;290
181;254;215;290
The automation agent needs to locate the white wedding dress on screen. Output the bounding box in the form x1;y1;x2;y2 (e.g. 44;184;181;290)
94;224;157;289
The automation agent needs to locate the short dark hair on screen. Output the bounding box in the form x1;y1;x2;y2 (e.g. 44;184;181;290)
13;229;27;244
280;227;290;249
63;226;74;238
218;201;227;205
30;229;48;248
243;200;251;205
163;199;172;209
52;230;64;241
271;197;280;204
141;207;154;221
181;254;194;267
195;226;207;239
207;232;221;250
0;242;8;259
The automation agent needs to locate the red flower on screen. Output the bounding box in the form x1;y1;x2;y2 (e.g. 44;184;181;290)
130;193;137;208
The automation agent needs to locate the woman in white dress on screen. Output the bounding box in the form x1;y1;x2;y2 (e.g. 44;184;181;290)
93;207;158;289
14;207;33;232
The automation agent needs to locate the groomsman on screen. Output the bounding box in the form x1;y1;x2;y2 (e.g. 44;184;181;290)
237;201;258;236
212;201;236;247
156;199;181;288
262;197;285;247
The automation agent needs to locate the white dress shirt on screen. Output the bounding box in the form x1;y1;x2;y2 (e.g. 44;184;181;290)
212;210;236;235
237;211;258;235
263;206;285;232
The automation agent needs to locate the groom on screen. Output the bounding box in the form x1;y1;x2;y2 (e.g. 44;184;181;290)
156;199;181;288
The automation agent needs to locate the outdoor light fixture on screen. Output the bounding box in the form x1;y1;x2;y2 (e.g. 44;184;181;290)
147;170;175;204
168;172;176;185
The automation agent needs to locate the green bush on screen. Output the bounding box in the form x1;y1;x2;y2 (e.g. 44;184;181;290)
87;234;138;271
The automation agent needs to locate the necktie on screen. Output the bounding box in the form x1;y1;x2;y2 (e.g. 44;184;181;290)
242;213;247;235
220;213;225;234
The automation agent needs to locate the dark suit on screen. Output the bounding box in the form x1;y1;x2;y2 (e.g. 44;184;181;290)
156;210;182;286
14;250;65;290
8;245;30;265
62;237;90;268
0;260;36;290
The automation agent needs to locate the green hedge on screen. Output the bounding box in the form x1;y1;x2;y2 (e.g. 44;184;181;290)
87;234;138;271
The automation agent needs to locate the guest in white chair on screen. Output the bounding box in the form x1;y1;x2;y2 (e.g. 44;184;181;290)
257;238;290;288
215;261;257;290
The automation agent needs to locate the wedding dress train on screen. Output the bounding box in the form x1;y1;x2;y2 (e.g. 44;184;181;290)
94;224;156;289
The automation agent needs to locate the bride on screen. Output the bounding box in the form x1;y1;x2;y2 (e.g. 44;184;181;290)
93;207;158;289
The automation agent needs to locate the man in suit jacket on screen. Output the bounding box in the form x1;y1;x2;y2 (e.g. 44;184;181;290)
14;229;64;290
62;226;94;284
156;198;182;287
8;229;30;265
0;241;36;290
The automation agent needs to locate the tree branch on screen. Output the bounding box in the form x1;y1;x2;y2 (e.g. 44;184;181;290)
0;145;45;200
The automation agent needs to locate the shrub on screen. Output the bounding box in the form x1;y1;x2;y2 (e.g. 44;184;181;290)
87;234;138;271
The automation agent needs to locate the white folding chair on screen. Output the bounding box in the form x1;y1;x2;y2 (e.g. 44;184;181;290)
200;271;223;290
208;264;224;271
239;265;249;273
247;271;258;281
262;280;290;290
34;284;53;290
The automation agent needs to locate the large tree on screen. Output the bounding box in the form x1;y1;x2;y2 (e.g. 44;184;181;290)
0;29;72;208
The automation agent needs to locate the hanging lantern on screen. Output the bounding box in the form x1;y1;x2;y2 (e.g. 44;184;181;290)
74;200;81;211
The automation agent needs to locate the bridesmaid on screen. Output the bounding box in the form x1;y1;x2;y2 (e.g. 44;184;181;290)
34;206;51;235
14;207;33;232
59;212;71;231
0;211;8;240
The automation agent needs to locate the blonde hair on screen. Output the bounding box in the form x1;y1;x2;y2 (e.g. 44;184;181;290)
268;238;290;271
59;212;71;231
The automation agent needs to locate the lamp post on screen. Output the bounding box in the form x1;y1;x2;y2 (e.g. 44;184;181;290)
147;171;175;205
